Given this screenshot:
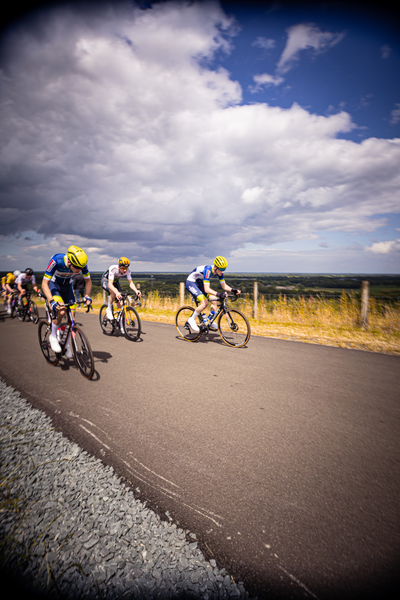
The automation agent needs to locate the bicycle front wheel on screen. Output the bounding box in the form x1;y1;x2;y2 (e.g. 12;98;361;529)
218;309;251;348
38;320;59;366
72;326;94;379
123;306;141;341
29;301;39;324
175;306;202;342
99;305;115;335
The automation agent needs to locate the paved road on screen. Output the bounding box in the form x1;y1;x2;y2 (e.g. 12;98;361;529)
1;309;399;600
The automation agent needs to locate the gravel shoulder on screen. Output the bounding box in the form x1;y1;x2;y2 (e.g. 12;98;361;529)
0;378;252;599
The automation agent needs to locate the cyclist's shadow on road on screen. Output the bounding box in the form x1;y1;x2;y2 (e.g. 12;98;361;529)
175;334;227;347
93;351;113;364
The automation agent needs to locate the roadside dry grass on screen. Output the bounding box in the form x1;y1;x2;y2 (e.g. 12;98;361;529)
36;291;400;355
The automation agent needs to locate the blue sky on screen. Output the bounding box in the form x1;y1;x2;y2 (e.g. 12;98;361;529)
0;0;399;274
219;2;400;142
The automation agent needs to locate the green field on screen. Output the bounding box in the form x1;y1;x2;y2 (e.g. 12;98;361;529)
2;272;400;300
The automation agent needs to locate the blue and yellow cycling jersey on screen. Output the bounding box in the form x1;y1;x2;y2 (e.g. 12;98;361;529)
44;253;90;285
187;265;225;285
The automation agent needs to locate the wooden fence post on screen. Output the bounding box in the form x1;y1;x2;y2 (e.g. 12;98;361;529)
103;289;106;304
180;282;185;307
361;280;369;329
253;281;258;319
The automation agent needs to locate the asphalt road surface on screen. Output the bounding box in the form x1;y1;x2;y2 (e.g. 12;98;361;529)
1;308;399;600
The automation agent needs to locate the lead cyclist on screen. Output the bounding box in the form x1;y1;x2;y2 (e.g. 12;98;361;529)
185;256;241;333
41;245;92;354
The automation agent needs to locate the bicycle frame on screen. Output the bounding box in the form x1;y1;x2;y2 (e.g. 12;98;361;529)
175;293;250;348
109;293;132;329
44;300;75;349
41;299;94;378
195;294;237;333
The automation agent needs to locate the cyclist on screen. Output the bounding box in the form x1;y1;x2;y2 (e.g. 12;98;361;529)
186;256;240;332
101;257;142;320
3;271;17;314
42;246;92;354
16;268;40;306
1;274;9;301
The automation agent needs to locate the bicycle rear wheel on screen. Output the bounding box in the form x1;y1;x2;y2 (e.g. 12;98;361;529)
175;306;202;342
29;301;39;324
38;320;59;365
99;304;115;335
218;309;251;348
123;306;141;341
72;326;94;379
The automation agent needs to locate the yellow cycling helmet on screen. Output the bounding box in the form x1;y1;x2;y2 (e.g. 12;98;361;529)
7;272;13;277
118;257;130;268
214;256;228;271
67;245;88;269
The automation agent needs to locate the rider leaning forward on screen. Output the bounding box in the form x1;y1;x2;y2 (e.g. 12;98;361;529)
3;271;17;314
186;256;240;332
101;257;141;321
42;246;92;355
16;268;40;305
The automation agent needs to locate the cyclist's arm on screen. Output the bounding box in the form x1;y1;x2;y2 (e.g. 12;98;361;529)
221;281;241;294
84;277;92;301
41;277;54;305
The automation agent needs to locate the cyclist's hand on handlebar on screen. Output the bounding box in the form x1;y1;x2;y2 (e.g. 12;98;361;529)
84;295;92;305
51;300;60;311
231;288;241;295
136;291;142;297
217;291;227;299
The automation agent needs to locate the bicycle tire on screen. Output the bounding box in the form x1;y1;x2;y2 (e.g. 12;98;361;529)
71;326;94;379
175;306;202;342
38;320;60;366
99;304;115;336
122;306;141;341
29;301;39;324
218;309;251;348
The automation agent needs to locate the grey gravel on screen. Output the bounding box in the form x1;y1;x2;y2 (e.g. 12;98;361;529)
0;379;252;599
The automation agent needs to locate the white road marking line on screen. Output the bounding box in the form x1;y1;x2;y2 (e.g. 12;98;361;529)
127;453;180;488
277;565;320;599
79;424;111;450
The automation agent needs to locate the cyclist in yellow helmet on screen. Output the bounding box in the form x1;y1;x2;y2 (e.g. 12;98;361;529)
42;245;92;354
3;272;17;315
101;257;141;320
185;256;240;332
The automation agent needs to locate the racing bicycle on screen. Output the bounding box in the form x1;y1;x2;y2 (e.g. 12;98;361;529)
99;292;141;341
38;300;94;379
175;293;251;348
16;291;39;324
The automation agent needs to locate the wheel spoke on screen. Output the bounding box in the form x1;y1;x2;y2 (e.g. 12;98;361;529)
99;305;115;335
123;306;141;341
38;321;59;365
175;306;202;341
72;326;94;379
218;309;251;348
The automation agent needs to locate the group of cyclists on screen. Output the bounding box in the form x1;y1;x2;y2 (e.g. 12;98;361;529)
2;244;241;349
1;268;40;315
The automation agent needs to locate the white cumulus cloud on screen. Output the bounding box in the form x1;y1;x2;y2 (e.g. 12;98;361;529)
250;73;284;92
277;23;345;73
365;239;400;254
